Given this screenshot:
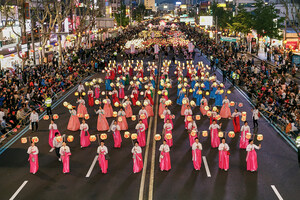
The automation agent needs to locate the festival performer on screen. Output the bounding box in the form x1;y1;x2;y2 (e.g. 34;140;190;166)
97;141;108;174
60;142;71;174
139;106;148;129
67;107;80;131
53;132;63;160
210;82;217;99
123;98;133;118
246;140;261;172
144;97;154;117
77;82;85;96
95;106;109;131
131;88;139;106
195;89;203;106
145;88;154;104
136;120;146;147
181;94;189;116
184;105;193;129
105;72;112;91
132;141;143;173
163;119;173;147
103;96;113;117
162;87;169;100
110;68;116;80
177;88;185;105
110;120;122;148
49;120;60;150
215;87;223;107
187;119;198;147
192;137;202;170
203;76;210;91
240;121;251;149
76;97;88;117
94;83;100;99
112;88;120;104
159;140;171;171
209;110;218;125
87;88;94;107
232;109;241;133
117;108;128;130
209;120;222;148
218;138;230;171
119;82;125;99
220;95;231;118
163;106;173;126
80;120;91;148
27;142;39;174
200;96;208;116
159;97;166;116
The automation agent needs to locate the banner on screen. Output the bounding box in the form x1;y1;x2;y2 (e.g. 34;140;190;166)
154;44;159;54
188;42;194;52
199;16;213;26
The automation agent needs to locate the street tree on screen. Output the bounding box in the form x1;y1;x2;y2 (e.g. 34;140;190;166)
115;4;129;27
279;0;300;38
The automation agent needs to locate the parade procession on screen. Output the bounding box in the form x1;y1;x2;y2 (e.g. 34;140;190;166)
0;13;300;200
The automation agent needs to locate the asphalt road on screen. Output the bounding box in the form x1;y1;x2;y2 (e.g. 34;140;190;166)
0;49;300;200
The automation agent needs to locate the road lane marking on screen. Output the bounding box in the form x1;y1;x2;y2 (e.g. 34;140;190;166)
9;180;28;200
148;54;161;200
271;185;284;200
85;155;99;178
202;156;211;177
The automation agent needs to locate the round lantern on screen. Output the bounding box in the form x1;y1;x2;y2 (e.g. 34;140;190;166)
207;111;212;117
95;100;100;105
13;128;18;133
196;115;201;120
118;117;122;122
165;133;172;139
131;133;138;140
218;131;224;138
228;131;235;138
198;90;203;95
154;134;162;141
246;133;252;140
242;112;247;117
160;114;165;119
67;105;73;109
85;82;89;86
101;91;105;95
16;125;21;128
113;111;118;117
100;133;107;140
182;99;187;105
220;83;224;88
227;90;231;94
206;91;209;96
110;83;114;87
84;114;89;120
131;115;136;121
190;100;196;107
230;101;235;107
239;103;243;107
89;135;97;142
158;90;162;95
201;83;205;88
75;92;79;96
204;106;209;111
257;134;263;141
140;114;146;120
216;115;221;120
143;101;149;106
103;99;107;104
43;115;49;120
114;102;120;107
124;131;130;139
187;116;193;122
241;116;246;122
32;136;39;143
82;92;86;96
136;101;141;106
63;102;69;107
77;113;83;118
56;136;62;143
67;135;74;142
21;137;27;144
213;106;217;112
202;131;208;137
189;89;193;93
190;130;197;137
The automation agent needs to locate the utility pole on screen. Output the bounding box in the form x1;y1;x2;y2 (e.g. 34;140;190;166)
215;16;218;43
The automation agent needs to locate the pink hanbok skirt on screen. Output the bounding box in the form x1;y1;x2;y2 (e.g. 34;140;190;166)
240;130;249;149
62;153;71;173
95;88;100;99
103;104;113;118
211;128;220;148
247;150;258;171
113;130;122;148
49;129;60;148
28;154;39;174
67;115;80;131
164;130;173;147
119;88;125;99
133;153;143;173
159;103;165;116
160;152;171;171
97;114;109;131
200;103;208;115
77;103;88;116
181;104;188;116
219;150;229;170
137;131;146;147
125;105;133;118
98;153;108;174
193;149;202;170
189;133;197;147
164;115;173;127
141;118;148;129
220;103;231;118
118;116;128;130
233;116;241;133
145;105;154;117
80;130;91;147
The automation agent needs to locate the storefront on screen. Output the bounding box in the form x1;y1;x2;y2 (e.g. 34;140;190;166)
0;46;22;70
285;28;299;51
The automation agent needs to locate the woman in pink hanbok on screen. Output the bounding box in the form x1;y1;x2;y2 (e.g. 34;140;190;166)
94;84;100;99
159;97;166;117
49;120;60;149
119;83;125;99
76;97;88;117
103;96;113;118
163;119;173;147
144;97;154;117
132;141;143;173
209;120;222;148
181;95;189;116
136;120;146;147
200;96;208;116
123;98;133;118
88;88;94;107
192;138;202;170
139;106;148;129
159;140;171;171
60;142;71;174
240;121;250;149
80;120;91;148
184;105;193;129
117;108;128;130
67;108;80;131
95;106;109;131
246;140;261;172
219;96;231;118
163;106;173;126
218;138;230;171
97;141;108;174
110;120;122;148
188;119;198;147
27;142;39;174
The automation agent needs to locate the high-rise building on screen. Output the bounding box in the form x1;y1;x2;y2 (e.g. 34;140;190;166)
145;0;155;10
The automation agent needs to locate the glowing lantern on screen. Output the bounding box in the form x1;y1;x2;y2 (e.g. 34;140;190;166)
213;106;217;112
77;113;83;118
246;133;252;140
190;130;197;137
13;128;18;132
239;103;243;107
216;115;221;120
143;101;149;106
53;114;59;120
230;101;235;107
43;115;49;120
218;131;224;138
84;114;90;120
257;134;263;141
182;99;187;105
32;136;39;143
160;114;165;119
189;89;193;93
67;135;74;142
154;134;161;141
187;116;193;122
204;106;209;111
220;83;224;88
95;100;100;105
227;90;231;94
114;102;120;107
165;133;172;139
10;54;15;57
89;135;97;142
103;99;107;104
131;115;136;121
158;91;162;95
131;133;138;140
206;91;209;96
202;131;208;137
67;105;73;109
190;100;196;107
136;101;141;106
63;102;69;107
220;89;224;94
21;137;27;143
207;111;212;117
140;114;146;119
16;125;21;128
100;133;107;140
82;92;86;96
0;55;4;59
228;131;235;138
75;92;79;96
118;117;122;122
124;131;130;139
85;82;89;86
201;83;205;88
56;136;62;143
101;91;105;95
113;111;117;117
196;115;201;120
